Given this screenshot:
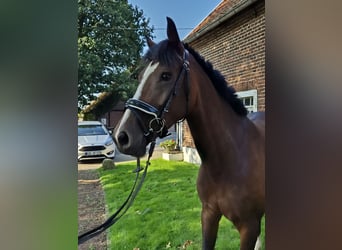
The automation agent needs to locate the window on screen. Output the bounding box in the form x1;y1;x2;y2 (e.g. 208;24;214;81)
237;89;258;113
78;125;107;136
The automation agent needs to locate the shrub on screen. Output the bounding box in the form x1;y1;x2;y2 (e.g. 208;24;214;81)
159;139;177;153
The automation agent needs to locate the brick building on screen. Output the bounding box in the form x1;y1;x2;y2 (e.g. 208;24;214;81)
82;91;125;131
182;0;265;164
102;101;125;130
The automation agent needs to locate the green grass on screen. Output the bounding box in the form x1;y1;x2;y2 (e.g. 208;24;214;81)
99;159;265;249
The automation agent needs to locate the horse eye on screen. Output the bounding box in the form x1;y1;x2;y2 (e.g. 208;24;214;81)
160;72;171;81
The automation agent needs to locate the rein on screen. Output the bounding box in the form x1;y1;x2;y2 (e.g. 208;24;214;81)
78;48;190;245
78;140;156;245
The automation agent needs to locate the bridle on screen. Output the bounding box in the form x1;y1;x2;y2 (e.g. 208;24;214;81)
125;49;190;142
78;48;190;245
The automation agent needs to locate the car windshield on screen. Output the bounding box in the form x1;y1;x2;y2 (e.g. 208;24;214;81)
78;125;107;136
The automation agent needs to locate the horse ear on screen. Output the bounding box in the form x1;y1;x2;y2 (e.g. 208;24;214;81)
146;36;156;48
166;17;184;54
166;17;180;43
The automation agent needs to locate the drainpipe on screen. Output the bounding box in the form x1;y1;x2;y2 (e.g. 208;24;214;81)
175;121;182;150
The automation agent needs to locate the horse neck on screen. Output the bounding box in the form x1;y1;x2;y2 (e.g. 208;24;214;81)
186;66;247;168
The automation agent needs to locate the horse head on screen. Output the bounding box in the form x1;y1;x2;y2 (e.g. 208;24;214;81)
114;17;192;157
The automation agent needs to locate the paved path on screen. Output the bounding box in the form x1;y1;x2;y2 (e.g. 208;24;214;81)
78;145;164;170
78;169;107;249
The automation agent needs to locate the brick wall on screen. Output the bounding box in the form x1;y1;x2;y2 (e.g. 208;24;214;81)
183;1;265;148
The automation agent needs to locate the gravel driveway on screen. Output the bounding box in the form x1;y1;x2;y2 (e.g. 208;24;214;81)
78;166;107;250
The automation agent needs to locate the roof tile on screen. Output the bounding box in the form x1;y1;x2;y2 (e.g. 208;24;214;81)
184;0;246;41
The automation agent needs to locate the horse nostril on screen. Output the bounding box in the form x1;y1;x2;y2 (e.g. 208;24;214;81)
117;131;129;146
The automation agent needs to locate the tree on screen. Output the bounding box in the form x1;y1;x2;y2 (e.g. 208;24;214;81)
78;0;153;111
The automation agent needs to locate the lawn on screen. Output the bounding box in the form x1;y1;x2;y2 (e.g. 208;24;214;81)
99;159;265;249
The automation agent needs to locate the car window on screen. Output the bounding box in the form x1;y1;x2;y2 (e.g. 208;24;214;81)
78;125;107;136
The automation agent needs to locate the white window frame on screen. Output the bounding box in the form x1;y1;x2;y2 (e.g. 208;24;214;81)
101;118;107;125
237;89;258;113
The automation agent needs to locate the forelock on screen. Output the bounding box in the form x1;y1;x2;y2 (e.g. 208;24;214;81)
143;40;182;66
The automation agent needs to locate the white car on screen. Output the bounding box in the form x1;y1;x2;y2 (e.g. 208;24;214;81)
78;121;115;161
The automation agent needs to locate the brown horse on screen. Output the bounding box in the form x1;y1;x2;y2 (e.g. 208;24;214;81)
114;17;265;250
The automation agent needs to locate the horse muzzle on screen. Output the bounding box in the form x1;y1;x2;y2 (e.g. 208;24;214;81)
114;98;171;157
113;110;149;157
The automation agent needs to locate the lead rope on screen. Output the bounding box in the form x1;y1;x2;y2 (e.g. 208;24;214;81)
78;139;157;245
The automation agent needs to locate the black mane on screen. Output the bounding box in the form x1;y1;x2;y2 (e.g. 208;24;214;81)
184;43;247;116
143;41;247;116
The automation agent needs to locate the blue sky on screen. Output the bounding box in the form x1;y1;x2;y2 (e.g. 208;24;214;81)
128;0;222;42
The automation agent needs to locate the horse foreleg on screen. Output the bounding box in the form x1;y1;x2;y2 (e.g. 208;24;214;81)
201;205;222;250
236;218;261;250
